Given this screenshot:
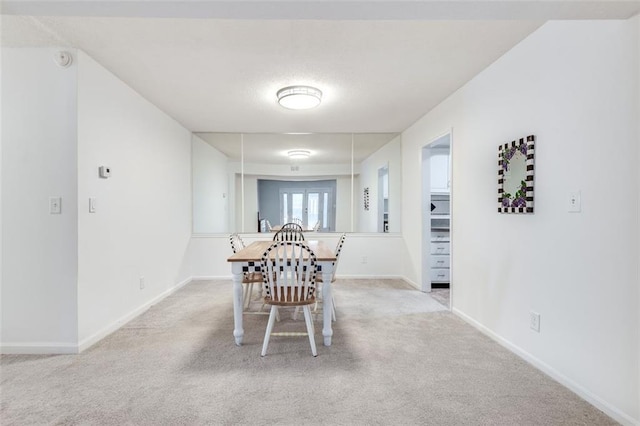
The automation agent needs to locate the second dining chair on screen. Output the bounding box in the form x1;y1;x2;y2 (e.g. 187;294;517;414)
295;232;345;322
260;241;318;357
316;232;346;321
229;233;263;310
273;223;305;242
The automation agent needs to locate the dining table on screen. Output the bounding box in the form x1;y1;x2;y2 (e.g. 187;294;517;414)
227;240;337;346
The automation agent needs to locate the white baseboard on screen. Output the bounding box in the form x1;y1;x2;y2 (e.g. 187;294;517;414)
337;274;407;280
192;275;410;282
1;342;79;355
400;275;420;290
452;308;639;426
2;277;196;355
76;276;193;353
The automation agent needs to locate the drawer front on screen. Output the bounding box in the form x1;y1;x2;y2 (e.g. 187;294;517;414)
431;217;450;230
430;255;450;268
431;242;450;255
431;231;450;242
430;268;450;282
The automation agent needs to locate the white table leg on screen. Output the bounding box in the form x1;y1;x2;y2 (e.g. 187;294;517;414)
321;262;333;346
231;264;244;345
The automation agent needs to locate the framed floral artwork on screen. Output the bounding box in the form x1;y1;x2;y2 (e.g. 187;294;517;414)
498;135;535;213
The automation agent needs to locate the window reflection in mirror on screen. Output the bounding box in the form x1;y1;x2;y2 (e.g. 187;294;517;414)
256;179;336;231
191;132;401;234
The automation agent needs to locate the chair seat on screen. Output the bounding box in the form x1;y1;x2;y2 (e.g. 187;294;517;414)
264;284;316;306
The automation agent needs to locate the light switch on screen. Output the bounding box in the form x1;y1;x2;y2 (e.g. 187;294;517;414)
49;197;62;214
568;191;581;213
89;197;96;213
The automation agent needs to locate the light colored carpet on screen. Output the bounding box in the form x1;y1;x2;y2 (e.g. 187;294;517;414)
430;288;450;308
1;279;615;425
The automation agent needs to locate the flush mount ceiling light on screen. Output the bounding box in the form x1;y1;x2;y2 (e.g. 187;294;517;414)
287;150;311;159
277;86;322;110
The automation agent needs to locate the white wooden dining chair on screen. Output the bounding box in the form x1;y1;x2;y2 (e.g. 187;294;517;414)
229;233;263;310
260;241;318;357
297;233;345;322
319;233;346;284
273;223;305;242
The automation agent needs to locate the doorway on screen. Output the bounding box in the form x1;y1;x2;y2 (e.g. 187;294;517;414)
279;188;333;230
421;132;452;308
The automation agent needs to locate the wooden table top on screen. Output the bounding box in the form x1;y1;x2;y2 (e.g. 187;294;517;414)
227;240;336;262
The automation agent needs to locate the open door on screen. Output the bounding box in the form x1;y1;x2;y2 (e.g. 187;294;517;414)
421;132;452;307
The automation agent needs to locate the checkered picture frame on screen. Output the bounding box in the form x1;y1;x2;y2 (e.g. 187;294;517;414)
498;135;535;214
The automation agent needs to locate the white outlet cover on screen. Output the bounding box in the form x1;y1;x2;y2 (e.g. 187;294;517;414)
568;191;581;213
49;197;62;214
530;311;541;332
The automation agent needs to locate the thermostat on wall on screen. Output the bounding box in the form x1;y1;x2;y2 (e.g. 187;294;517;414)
99;166;111;178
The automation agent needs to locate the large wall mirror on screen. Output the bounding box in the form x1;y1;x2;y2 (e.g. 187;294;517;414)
192;132;401;234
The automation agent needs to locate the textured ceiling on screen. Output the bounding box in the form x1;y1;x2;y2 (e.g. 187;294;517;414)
2;16;543;134
3;1;638;162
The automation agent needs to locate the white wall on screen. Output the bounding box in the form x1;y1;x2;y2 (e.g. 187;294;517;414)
357;135;401;233
637;13;640;420
76;51;192;348
402;20;639;424
1;48;79;352
192;134;229;233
